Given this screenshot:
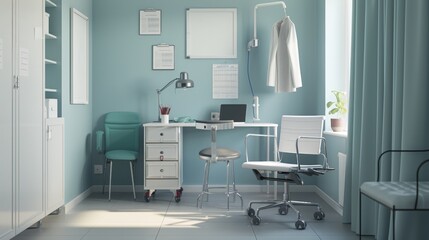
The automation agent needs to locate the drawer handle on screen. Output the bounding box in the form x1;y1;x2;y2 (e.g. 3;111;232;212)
160;169;164;173
160;133;164;136
160;155;164;161
160;151;164;154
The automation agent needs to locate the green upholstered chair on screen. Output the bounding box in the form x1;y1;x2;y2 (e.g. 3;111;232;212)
96;112;141;201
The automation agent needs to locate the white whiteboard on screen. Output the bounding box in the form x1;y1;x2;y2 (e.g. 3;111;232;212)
71;8;89;104
186;8;237;59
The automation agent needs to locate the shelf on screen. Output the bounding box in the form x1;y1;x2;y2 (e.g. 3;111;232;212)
45;33;57;39
44;59;57;64
45;0;57;7
45;88;58;93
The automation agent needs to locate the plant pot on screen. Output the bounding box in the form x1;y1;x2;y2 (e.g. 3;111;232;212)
331;118;345;132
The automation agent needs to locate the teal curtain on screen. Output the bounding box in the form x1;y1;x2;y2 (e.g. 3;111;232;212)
343;0;429;239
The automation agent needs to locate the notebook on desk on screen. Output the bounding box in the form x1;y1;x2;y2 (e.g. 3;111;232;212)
219;104;247;123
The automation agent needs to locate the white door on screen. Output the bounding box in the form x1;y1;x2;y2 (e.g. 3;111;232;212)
14;0;45;231
0;0;15;239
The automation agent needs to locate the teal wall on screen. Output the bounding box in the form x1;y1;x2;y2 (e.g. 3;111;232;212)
59;0;93;203
90;0;326;187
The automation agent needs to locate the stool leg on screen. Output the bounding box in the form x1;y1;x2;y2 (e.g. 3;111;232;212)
197;160;210;208
204;161;211;202
226;160;230;210
231;160;243;209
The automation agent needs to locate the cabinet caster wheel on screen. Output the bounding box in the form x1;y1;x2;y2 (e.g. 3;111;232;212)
247;208;255;217
144;191;151;202
174;187;183;203
278;206;288;215
314;210;325;220
251;216;261;225
295;220;307;230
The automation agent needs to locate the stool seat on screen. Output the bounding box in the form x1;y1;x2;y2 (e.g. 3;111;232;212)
199;147;240;161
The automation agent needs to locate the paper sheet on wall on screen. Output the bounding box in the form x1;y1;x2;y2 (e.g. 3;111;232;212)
212;64;238;99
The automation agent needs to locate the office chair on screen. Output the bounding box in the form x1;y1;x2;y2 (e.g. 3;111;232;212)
96;112;141;201
196;120;243;210
242;115;333;229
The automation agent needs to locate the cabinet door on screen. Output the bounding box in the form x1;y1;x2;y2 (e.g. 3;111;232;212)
46;119;64;214
15;0;45;231
0;1;14;239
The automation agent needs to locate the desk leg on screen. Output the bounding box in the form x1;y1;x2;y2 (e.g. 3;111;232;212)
273;126;278;199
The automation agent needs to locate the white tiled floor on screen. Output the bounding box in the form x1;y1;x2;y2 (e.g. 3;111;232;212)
12;191;374;240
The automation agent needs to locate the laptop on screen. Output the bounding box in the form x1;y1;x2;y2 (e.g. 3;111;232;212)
219;104;247;123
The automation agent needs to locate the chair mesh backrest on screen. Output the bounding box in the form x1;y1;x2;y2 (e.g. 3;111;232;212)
278;115;324;155
105;112;141;152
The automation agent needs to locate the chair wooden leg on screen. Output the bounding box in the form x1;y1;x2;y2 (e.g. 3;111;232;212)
109;161;113;201
130;161;136;200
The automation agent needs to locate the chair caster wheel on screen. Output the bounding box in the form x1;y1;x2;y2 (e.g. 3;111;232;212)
278;206;288;215
247;208;255;217
295;220;307;230
314;210;325;220
251;216;261;225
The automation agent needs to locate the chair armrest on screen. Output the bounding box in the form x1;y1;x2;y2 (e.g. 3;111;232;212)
377;149;429;181
415;158;429;209
96;130;104;153
295;136;328;171
245;133;277;162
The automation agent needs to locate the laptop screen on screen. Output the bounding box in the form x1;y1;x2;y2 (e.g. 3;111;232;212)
219;104;247;123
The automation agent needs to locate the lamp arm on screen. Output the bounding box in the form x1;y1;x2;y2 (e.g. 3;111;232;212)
157;78;178;94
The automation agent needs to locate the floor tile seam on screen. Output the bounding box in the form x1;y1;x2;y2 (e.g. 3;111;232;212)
155;197;174;240
307;223;323;240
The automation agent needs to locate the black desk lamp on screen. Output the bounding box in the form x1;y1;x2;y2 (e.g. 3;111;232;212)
156;72;194;121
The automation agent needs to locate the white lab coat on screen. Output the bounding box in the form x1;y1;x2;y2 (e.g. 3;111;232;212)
267;17;302;92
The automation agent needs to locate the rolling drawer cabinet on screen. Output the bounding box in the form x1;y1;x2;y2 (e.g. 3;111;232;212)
143;125;184;202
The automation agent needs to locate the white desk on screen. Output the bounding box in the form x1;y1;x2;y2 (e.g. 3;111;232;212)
142;122;278;202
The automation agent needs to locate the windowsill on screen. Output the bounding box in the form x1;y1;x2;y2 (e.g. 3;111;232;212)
323;131;347;138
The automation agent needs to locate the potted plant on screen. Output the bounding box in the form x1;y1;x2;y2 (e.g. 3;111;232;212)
326;90;347;132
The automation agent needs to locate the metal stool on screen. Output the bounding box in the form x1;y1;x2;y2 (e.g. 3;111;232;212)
195;120;243;210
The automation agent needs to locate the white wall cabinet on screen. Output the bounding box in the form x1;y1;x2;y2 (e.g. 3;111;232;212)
45;118;65;215
0;0;15;239
0;0;45;239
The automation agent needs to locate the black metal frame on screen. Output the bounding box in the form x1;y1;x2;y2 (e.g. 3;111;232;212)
359;149;429;240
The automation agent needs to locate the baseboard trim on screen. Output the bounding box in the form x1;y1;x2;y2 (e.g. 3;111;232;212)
73;184;343;216
64;187;93;214
313;186;343;216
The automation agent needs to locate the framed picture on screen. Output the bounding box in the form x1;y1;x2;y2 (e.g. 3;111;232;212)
186;8;237;58
152;44;175;70
139;9;161;35
71;8;89;104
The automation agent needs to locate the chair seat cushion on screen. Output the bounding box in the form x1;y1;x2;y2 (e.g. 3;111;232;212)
360;181;429;209
199;147;240;161
242;161;323;172
106;150;138;161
